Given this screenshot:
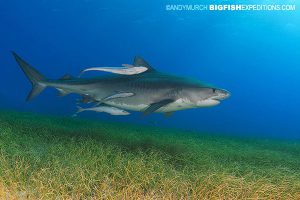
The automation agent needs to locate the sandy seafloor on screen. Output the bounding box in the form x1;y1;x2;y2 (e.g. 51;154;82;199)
0;110;299;199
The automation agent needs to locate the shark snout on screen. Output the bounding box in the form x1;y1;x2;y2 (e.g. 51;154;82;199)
214;89;230;100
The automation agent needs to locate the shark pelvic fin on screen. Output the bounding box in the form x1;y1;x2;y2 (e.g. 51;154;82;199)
76;106;84;113
133;56;156;73
57;89;71;97
143;99;174;116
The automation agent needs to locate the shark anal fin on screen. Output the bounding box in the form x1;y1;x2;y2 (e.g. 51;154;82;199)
143;99;174;116
102;91;135;102
82;95;93;103
76;95;94;104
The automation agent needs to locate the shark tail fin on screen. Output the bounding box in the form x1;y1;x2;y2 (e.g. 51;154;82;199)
12;52;47;101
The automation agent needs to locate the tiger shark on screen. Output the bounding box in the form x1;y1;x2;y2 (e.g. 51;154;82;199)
12;52;230;116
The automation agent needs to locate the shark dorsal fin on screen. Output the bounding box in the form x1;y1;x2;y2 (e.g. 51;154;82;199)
133;56;156;72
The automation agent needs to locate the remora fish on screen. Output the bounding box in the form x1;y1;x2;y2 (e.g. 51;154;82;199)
75;106;130;116
12;52;230;116
79;64;148;76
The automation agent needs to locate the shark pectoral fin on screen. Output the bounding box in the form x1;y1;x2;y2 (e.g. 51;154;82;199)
102;91;135;102
164;112;174;118
143;99;175;116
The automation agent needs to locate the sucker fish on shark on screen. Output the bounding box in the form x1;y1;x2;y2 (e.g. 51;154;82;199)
74;105;130;116
79;64;148;76
12;52;230;116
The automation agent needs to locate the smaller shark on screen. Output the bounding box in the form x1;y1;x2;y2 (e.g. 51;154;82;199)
12;52;230;116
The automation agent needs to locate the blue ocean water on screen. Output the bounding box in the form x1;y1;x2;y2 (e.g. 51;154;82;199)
0;1;299;138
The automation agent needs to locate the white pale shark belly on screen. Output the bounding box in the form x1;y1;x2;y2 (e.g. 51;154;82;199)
105;98;219;113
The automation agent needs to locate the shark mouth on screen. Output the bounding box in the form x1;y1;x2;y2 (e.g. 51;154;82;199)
211;97;221;102
197;99;220;107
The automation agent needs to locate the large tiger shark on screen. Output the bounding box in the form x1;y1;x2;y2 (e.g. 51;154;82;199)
12;52;230;116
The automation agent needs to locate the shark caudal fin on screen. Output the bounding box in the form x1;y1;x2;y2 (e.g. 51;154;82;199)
12;52;47;101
